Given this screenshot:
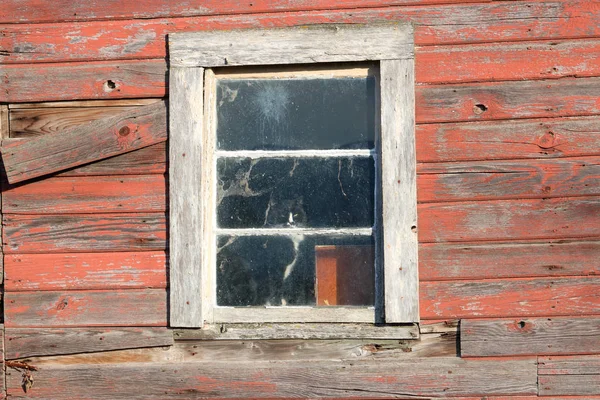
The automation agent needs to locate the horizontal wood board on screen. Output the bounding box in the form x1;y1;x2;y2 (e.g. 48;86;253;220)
461;317;600;357
5;327;174;359
539;355;600;396
1;1;600;64
4;358;537;398
4;289;167;327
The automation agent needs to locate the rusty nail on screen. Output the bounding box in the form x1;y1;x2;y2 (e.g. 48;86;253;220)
119;126;131;136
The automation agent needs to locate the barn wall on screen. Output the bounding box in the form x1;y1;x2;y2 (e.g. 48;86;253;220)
1;0;599;398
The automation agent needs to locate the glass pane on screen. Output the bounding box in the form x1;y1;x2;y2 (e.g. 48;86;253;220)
216;77;376;150
217;157;374;228
216;235;375;307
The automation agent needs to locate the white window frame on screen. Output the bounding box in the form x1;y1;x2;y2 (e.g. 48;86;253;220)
168;23;418;328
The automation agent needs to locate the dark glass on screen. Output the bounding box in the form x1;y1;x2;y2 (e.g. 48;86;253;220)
216;77;376;150
216;235;375;307
217;157;374;228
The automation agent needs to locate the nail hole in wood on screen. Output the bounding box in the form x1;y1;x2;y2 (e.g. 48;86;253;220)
473;104;488;114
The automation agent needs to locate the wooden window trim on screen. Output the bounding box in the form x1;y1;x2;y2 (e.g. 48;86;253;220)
168;23;418;328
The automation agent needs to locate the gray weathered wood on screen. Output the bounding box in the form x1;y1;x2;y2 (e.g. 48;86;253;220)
380;58;419;323
0;104;9;139
5;328;174;359
169;66;204;328
539;355;600;396
174;323;417;340
5;358;537;398
461;317;600;357
1;100;167;184
170;24;414;67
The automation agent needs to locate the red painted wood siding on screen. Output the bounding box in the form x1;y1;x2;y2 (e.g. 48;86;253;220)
2;0;599;336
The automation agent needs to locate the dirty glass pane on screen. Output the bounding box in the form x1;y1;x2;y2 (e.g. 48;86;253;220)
216;235;375;307
217;157;374;228
216;77;376;150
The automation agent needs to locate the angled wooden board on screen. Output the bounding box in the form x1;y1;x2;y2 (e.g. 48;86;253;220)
1;100;167;184
5;327;174;359
461;317;600;357
4;358;537;398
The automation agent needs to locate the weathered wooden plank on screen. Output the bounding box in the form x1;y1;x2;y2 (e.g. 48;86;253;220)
420;240;600;281
0;0;489;24
7;38;600;102
1;100;167;184
417;116;600;162
168;66;204;328
418;38;600;84
2;2;599;64
539;355;600;396
5;327;173;359
3;60;166;103
416;77;600;124
4;289;167;327
3;213;166;253
175;323;417;340
461;317;600;357
9;99;161;137
421;277;600;320
418;197;600;243
0;104;9;139
2;175;166;214
170;24;413;67
4;358;537;398
418;156;600;202
381;58;419;323
4;251;166;291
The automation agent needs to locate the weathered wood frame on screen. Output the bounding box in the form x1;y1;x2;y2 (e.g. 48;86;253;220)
169;23;417;328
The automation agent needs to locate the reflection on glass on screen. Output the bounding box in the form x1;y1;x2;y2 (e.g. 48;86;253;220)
217;157;375;229
216;77;376;150
216;235;374;307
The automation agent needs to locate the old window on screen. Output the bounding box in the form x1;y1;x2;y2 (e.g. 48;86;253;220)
169;24;418;329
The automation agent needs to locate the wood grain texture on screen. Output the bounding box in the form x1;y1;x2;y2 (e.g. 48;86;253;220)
416;77;600;124
420;277;600;320
4;251;167;291
539;355;600;396
461;317;600;357
3;60;166;103
418;196;600;243
168;66;204;328
1;100;167;184
380;58;419;323
9;99;161;138
4;289;167;327
4;358;537;398
1;2;599;64
3;175;166;214
170;23;413;67
3;213;166;253
418;156;600;202
0;0;490;24
174;323;417;340
0;104;9;139
417;116;600;162
419;240;600;281
418;38;600;84
5;327;173;359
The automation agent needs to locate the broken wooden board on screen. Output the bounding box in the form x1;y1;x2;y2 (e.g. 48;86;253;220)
4;251;167;291
1;100;166;184
539;355;600;396
1;1;598;64
5;327;174;359
420;277;600;320
420;240;600;281
4;289;167;327
3;213;166;253
4;358;537;398
461;317;600;357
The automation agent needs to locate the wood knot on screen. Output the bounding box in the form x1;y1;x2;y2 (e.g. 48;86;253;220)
537;131;559;149
118;126;131;136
